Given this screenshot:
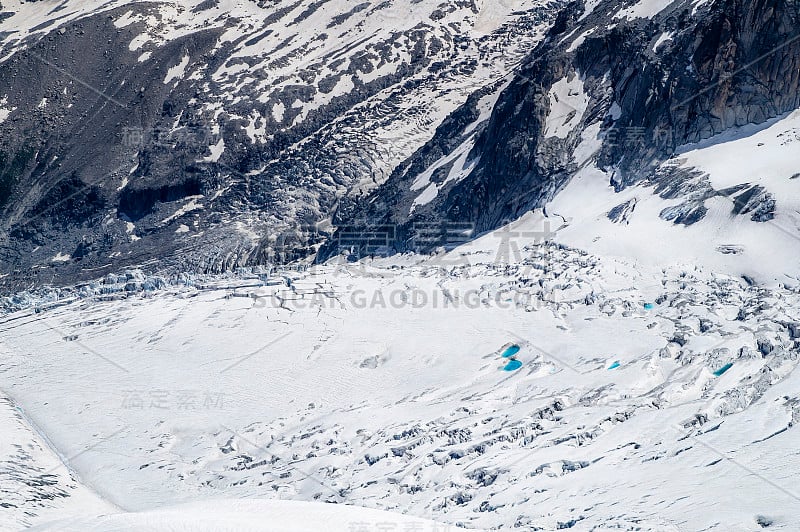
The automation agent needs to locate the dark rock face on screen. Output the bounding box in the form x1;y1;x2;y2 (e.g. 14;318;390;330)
599;0;800;184
0;1;559;290
0;5;226;286
328;0;800;256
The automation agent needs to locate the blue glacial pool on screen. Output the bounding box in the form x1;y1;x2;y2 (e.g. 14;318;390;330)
713;363;733;376
501;344;521;358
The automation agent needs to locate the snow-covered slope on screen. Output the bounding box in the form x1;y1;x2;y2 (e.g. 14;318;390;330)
29;499;469;532
545;109;800;283
2;224;798;530
0;388;113;530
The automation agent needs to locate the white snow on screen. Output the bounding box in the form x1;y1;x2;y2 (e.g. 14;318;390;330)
128;33;151;52
161;196;205;225
30;499;469;532
202;138;225;163
652;30;674;52
608;101;622;120
272;101;285;123
0;96;14;123
113;10;137;29
164;55;190;85
409;116;484;213
473;0;530;35
566;27;595;52
547;110;800;283
614;0;674;20
578;0;604;20
125;221;140;242
692;0;714;15
572;121;603;164
0;389;113;529
2;222;799;530
676;110;800;191
243;111;267;143
411;182;440;209
544;72;590;139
